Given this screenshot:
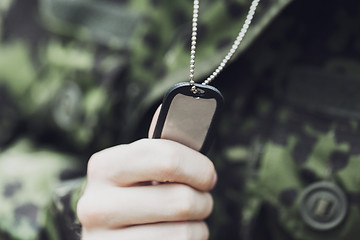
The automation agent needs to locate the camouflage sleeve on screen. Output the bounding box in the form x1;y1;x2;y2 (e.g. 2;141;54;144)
45;178;85;240
0;139;85;240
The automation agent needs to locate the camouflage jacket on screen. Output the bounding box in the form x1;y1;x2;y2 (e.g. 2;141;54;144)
1;0;360;239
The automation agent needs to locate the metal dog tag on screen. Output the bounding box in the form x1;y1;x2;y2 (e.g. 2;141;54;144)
153;82;223;154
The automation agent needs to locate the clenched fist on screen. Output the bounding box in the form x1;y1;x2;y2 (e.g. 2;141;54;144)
77;106;217;240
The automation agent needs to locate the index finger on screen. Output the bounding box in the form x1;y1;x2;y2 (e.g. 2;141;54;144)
87;139;217;191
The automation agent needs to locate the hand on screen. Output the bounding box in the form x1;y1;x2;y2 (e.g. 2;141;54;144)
77;106;217;240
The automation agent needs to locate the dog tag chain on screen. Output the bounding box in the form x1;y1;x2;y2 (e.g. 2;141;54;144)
153;0;260;154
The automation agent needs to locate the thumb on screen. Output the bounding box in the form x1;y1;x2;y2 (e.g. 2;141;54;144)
148;105;162;138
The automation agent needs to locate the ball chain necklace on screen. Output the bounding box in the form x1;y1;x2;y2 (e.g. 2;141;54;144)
153;0;260;154
189;0;260;93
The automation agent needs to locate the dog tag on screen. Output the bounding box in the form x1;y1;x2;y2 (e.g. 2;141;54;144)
153;82;224;154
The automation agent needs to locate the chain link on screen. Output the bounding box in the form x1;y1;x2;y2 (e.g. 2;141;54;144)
189;0;260;91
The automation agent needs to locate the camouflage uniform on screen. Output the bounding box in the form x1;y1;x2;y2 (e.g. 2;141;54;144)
1;0;360;239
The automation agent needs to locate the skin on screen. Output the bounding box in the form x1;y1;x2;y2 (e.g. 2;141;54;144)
77;106;217;240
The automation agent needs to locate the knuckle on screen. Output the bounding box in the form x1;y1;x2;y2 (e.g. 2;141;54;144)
209;193;214;214
87;152;104;179
135;138;150;145
209;161;216;177
174;185;195;219
204;193;214;218
175;222;209;240
76;195;101;228
132;138;154;152
158;148;180;181
199;222;210;240
81;229;105;240
87;144;129;180
177;222;192;240
206;161;216;185
80;230;92;240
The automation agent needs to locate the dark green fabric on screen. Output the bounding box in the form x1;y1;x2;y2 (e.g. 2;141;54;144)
287;67;360;119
